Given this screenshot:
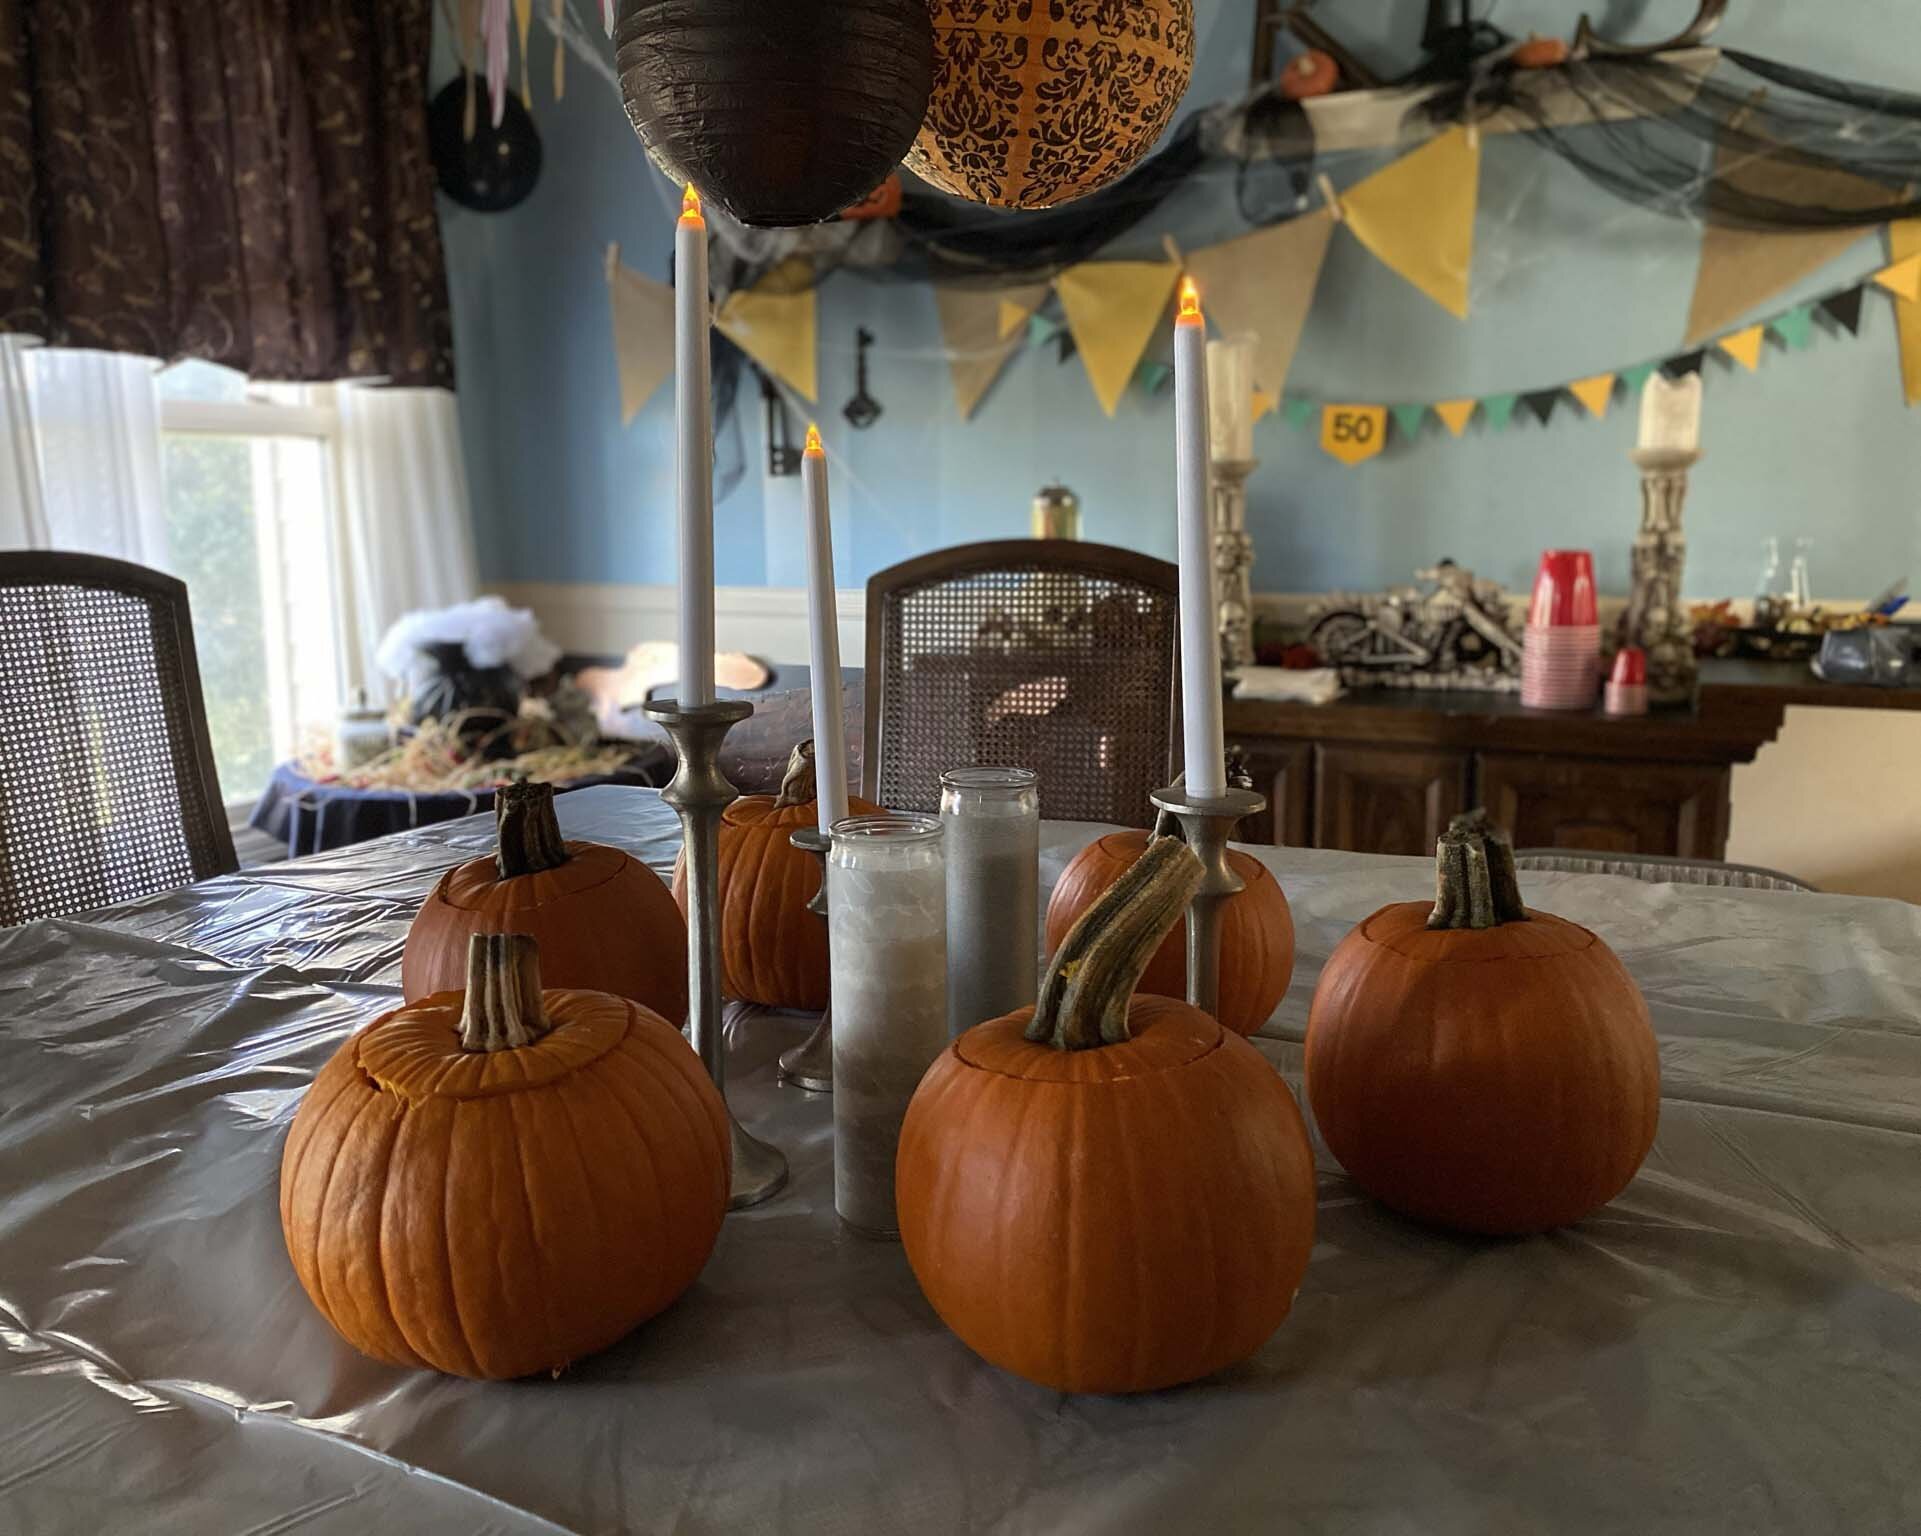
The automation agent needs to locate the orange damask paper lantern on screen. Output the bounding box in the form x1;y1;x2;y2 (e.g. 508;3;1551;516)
906;0;1196;211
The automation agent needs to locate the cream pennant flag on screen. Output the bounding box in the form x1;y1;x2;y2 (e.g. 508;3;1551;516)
606;247;675;425
1890;220;1921;406
1873;253;1921;302
934;285;1029;420
996;283;1050;342
1337;126;1479;319
1568;372;1618;418
1184;208;1336;395
1054;259;1181;417
716;257;818;402
1717;324;1767;371
1433;398;1477;437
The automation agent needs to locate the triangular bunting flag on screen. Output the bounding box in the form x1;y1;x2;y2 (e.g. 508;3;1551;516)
1568;372;1617;419
1054;259;1181;417
1889;219;1921;407
1028;313;1060;346
1338;126;1479;319
1819;286;1866;336
1252;388;1278;421
1137;360;1172;394
1717;324;1766;371
996;283;1051;342
1481;392;1518;431
1057;330;1078;365
1619;361;1660;395
1522;388;1561;426
1770;304;1815;351
1434;398;1477;437
1663;350;1707;378
1184;208;1337;394
933;284;1027;421
715;257;818;401
606;250;676;425
1283;397;1317;429
1872;253;1921;302
1390;402;1428;439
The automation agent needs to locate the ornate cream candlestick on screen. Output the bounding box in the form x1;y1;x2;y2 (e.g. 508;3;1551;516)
1210;457;1258;673
1622;374;1703;706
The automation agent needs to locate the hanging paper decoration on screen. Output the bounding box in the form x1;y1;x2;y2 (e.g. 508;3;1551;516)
1283;398;1317;429
1252;389;1278;421
428;79;543;212
606;247;676;424
514;0;534;106
993;284;1050;343
1770;304;1815;350
1481;393;1519;431
1889;220;1921;407
1871;254;1921;301
1619;361;1660;394
1054;260;1181;418
1521;389;1560;425
1027;313;1061;348
1664;350;1707;377
933;286;1031;420
906;0;1194;211
1390;403;1428;439
1568;373;1617;418
615;0;934;227
1337;126;1480;320
1434;398;1477;436
1137;361;1172;395
1183;209;1336;396
716;258;820;401
1819;286;1866;336
1319;405;1388;466
1717;325;1766;371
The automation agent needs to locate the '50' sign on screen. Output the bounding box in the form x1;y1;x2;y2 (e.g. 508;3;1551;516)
1319;405;1388;466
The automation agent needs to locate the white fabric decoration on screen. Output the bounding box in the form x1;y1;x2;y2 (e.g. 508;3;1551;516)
376;595;561;685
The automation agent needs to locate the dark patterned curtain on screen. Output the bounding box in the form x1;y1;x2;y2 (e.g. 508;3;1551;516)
0;0;452;387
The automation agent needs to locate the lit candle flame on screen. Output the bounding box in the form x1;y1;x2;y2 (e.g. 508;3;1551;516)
680;184;703;225
1177;276;1201;323
804;422;824;457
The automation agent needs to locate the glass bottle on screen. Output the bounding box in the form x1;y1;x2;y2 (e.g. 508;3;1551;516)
1789;538;1814;610
827;813;947;1237
940;767;1040;1037
1756;536;1782;601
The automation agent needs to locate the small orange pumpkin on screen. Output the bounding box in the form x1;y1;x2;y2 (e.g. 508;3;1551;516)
1279;48;1340;101
672;743;879;1010
898;836;1317;1395
1512;34;1571;68
403;781;687;1023
1045;829;1294;1035
1305;810;1659;1236
281;933;729;1379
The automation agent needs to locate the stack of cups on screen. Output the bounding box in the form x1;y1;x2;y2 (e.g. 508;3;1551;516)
1521;550;1600;710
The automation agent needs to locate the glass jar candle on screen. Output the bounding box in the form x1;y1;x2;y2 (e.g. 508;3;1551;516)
939;766;1040;1037
827;813;947;1236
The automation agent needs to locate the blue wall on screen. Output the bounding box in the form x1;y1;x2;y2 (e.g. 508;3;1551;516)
442;1;1921;610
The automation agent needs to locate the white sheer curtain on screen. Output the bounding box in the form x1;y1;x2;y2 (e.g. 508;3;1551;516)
333;382;480;691
0;337;51;550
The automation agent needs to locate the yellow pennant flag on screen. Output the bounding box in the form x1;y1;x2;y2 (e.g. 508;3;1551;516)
1320;404;1388;466
1873;252;1921;302
1337;126;1479;319
1054;259;1181;417
1717;325;1766;371
1890;220;1921;407
1568;373;1618;418
1433;398;1477;437
606;247;675;425
934;285;1029;421
1252;388;1278;422
716;257;818;402
1184;208;1337;394
996;283;1050;341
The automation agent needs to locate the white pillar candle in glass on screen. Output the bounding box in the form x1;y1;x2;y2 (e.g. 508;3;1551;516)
674;184;715;707
1637;371;1702;457
801;424;849;833
1205;333;1257;464
1174;277;1226;798
940;767;1039;1037
828;813;947;1236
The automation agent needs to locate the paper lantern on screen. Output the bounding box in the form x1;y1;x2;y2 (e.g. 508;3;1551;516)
906;0;1195;210
615;0;934;228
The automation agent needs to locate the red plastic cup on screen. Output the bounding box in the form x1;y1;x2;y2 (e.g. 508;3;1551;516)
1610;646;1647;685
1529;549;1598;628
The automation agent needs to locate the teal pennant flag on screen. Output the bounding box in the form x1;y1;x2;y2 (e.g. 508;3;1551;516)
1771;304;1815;351
1027;313;1060;346
1283;397;1317;429
1480;392;1519;431
1619;361;1659;394
1136;360;1171;393
1390;402;1428;439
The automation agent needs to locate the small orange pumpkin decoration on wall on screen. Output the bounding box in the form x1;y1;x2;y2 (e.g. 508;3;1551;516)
898;836;1317;1395
1511;34;1571;68
1279;48;1340;100
402;781;687;1023
1306;810;1659;1236
281;933;729;1379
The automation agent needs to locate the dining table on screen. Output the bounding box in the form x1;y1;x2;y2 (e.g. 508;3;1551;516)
2;784;1918;1534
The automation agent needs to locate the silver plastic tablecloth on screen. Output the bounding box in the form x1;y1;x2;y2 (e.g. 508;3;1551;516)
3;786;1919;1534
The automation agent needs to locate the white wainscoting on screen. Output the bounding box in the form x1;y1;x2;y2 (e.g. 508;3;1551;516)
498;581;869;664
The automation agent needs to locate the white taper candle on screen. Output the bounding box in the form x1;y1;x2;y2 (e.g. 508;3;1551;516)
674;184;715;707
1173;276;1226;798
801;424;850;834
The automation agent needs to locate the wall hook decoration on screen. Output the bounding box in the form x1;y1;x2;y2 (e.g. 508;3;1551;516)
843;327;883;429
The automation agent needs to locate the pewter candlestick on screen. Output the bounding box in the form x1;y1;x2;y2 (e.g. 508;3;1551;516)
1149;780;1266;1019
645;698;788;1209
777;826;833;1093
1210;455;1258;673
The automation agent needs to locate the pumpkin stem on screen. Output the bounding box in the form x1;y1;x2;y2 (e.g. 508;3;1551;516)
1025;835;1204;1051
773;740;818;808
458;933;556;1052
495;780;569;879
1428;809;1529;930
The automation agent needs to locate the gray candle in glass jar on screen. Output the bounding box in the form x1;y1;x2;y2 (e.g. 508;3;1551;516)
939;767;1040;1037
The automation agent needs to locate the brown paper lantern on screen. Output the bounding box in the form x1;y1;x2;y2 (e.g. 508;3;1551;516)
616;0;935;228
905;0;1195;211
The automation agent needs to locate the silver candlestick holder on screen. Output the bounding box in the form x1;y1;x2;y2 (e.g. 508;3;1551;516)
1210;456;1258;673
1149;780;1267;1019
777;826;833;1093
1622;444;1702;707
644;698;789;1210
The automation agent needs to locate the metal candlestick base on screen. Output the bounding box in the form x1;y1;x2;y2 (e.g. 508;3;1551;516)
1149;782;1267;1020
644;698;789;1210
777;826;833;1093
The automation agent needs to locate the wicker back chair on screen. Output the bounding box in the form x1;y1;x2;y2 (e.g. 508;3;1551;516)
864;539;1179;827
0;552;237;925
1514;849;1817;893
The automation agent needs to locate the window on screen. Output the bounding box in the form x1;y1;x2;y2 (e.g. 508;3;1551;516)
157;361;345;805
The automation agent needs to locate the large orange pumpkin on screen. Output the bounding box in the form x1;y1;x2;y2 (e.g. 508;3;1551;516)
1045;829;1294;1035
672;743;879;1011
898;836;1317;1395
403;781;687;1023
281;933;729;1379
1305;810;1659;1236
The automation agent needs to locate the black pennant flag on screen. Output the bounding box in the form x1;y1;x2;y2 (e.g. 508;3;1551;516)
1662;349;1707;378
1522;388;1561;426
1057;331;1078;365
1819;285;1866;336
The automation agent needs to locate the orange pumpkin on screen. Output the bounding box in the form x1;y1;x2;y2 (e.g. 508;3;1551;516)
281;933;728;1379
672;743;879;1010
403;781;687;1023
1512;34;1571;68
1305;810;1659;1236
1045;829;1294;1035
1279;48;1340;100
898;836;1317;1395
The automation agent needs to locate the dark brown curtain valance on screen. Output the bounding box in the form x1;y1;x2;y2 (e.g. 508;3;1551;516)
0;0;452;387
